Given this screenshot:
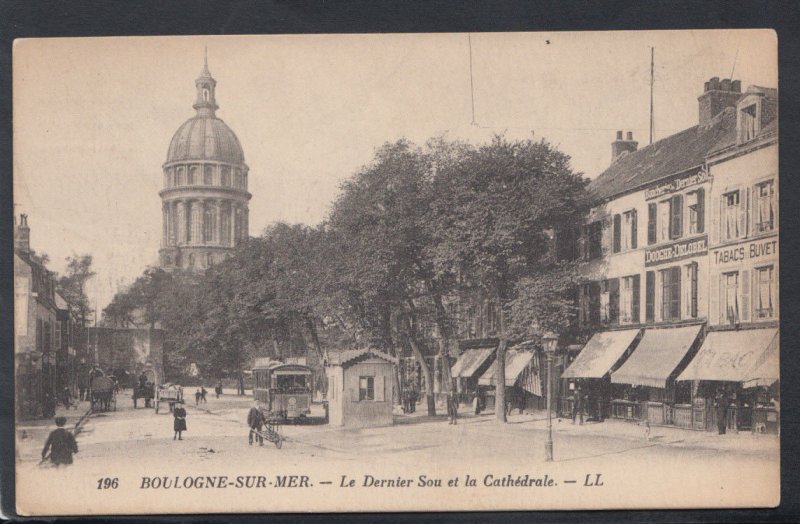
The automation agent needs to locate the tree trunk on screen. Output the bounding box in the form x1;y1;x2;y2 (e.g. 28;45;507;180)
495;339;507;422
237;369;245;396
408;336;436;416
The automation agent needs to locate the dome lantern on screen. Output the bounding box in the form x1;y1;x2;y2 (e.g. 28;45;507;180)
193;46;218;117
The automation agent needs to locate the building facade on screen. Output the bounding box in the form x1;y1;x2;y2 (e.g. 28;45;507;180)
326;349;397;427
565;77;778;431
14;215;59;419
159;53;251;271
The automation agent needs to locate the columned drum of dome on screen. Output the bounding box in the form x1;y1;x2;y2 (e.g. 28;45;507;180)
158;53;252;272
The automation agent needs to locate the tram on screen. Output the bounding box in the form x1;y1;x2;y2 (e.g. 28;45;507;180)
252;358;313;422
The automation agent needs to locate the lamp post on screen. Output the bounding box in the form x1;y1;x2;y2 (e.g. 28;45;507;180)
542;331;559;462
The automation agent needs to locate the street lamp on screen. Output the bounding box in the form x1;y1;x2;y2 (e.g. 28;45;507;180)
542;331;559;462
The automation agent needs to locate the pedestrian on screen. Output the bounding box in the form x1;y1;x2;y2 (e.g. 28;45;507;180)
60;386;73;409
43;391;56;419
201;387;208;404
447;389;458;425
409;389;417;413
215;381;222;399
572;386;584;425
41;416;78;466
173;401;187;440
716;390;729;435
247;403;264;446
195;388;201;406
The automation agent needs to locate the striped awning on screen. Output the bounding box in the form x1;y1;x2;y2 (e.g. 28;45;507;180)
451;347;495;379
678;328;778;383
478;350;535;387
562;329;641;379
743;342;779;388
611;325;702;388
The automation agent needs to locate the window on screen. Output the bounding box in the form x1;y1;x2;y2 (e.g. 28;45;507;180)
722;271;739;324
177;167;186;186
486;302;499;334
620;275;640;324
203;207;215;242
687;189;705;234
206;253;214;267
221;166;231;187
722;190;742;241
204;165;214;185
754;266;775;319
754;180;776;233
669;194;683;239
583;221;603;260
658;200;671;242
740;104;758;142
660;266;681;321
203;87;210;102
647;203;657;245
683;263;698;319
359;376;375;401
613;210;638;253
645;271;655;322
600;279;619;324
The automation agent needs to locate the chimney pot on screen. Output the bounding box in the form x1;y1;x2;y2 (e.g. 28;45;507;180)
616;130;623;140
626;131;633;141
710;77;720;90
721;78;731;91
704;81;711;92
698;77;742;126
731;80;741;93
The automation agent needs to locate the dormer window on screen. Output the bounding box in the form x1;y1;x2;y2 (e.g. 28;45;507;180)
203;87;210;102
740;104;758;142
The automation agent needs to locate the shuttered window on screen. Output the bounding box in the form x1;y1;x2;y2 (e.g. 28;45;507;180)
683;262;698;318
632;274;641;323
609;278;620;324
613;214;621;253
670;194;683;239
645;271;655;322
660;266;681;321
648;203;657;245
359;376;375;401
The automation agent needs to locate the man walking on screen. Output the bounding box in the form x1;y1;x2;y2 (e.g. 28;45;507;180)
41;416;78;466
446;389;458;425
247;403;264;445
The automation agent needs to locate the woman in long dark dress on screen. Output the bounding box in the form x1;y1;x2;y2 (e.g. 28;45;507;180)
173;402;187;440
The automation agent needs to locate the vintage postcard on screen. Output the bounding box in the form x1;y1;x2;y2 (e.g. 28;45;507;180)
12;30;778;515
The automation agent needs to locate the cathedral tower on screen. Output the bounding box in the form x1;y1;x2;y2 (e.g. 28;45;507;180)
159;50;251;271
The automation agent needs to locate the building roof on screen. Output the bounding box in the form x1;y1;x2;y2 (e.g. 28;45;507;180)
326;348;398;367
588;107;736;202
166;116;245;165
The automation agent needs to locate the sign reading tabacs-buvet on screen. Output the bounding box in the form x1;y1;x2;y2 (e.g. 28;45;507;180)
645;235;708;267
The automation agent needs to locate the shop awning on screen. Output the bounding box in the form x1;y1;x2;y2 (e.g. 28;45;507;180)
677;328;778;383
562;329;641;379
451;346;495;379
478;349;534;387
611;325;703;388
743;342;779;388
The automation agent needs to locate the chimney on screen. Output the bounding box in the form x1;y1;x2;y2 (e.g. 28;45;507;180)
611;130;638;162
14;214;30;254
698;76;742;126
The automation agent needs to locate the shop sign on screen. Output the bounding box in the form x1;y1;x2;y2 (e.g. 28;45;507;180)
644;167;710;201
712;238;778;266
645;235;708;267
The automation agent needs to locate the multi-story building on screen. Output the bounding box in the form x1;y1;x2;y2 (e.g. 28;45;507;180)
563;77;759;429
677;85;779;433
14;214;60;419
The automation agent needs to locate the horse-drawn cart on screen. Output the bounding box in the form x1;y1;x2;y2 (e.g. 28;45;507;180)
90;376;117;412
133;368;156;409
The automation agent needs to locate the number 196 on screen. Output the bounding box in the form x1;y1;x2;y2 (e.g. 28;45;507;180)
97;477;119;489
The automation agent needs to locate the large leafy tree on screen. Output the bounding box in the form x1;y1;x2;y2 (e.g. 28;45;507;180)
427;135;588;422
57;254;96;328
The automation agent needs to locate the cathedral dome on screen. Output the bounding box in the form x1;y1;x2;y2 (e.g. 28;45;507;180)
166;116;245;164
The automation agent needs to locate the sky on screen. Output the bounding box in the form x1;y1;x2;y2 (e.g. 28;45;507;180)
13;30;777;313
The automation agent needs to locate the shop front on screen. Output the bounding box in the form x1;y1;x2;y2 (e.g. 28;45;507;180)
677;327;778;433
610;324;703;426
478;349;542;413
560;329;641;421
450;340;496;405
